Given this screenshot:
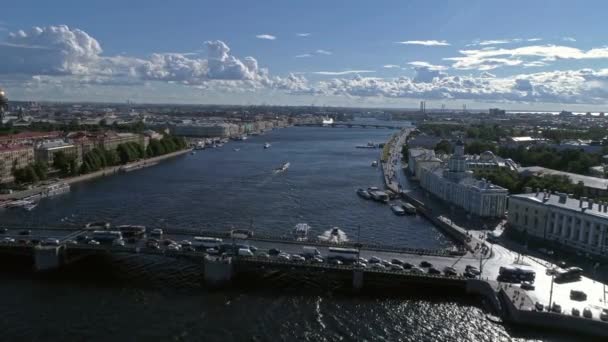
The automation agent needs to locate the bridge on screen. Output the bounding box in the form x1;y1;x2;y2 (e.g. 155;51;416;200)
2;225;608;337
295;123;404;129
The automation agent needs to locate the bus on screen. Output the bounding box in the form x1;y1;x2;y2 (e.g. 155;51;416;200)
499;266;536;282
328;247;359;261
193;237;223;249
555;267;583;282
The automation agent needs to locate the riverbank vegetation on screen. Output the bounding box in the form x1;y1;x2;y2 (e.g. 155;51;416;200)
12;135;187;184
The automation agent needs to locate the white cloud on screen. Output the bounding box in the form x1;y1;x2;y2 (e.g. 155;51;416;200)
528;38;543;42
407;61;448;71
445;44;608;70
0;25;102;75
296;33;311;37
295;54;312;58
478;39;522;46
383;64;401;69
312;70;375;76
395;40;450;46
255;34;276;40
523;61;547;68
315;49;332;55
563;37;577;42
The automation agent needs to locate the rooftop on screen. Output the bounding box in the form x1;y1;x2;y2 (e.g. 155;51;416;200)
518;166;608;190
510;192;608;220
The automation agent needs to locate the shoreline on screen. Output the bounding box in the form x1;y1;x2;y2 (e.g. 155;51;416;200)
0;148;192;202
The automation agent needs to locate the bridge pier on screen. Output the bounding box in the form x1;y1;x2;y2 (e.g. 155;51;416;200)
203;255;234;287
34;246;64;271
352;269;364;291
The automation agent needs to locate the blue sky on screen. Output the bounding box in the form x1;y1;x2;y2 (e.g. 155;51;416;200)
2;0;608;110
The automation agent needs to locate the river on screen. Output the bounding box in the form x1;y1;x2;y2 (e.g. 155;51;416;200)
0;124;575;341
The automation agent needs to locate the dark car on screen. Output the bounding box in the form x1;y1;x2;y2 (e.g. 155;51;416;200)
0;228;8;234
391;258;403;265
162;239;176;246
419;261;433;268
402;262;413;269
268;248;282;256
464;271;477;278
428;267;441;275
19;230;31;236
76;235;88;241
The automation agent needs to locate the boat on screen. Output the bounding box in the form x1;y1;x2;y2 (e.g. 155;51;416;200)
330;227;340;237
274;162;290;173
371;161;378;167
391;204;406;215
294;223;310;241
233;148;240;152
6;199;34;209
322;117;334;126
356;142;378;149
44;182;70;197
401;202;417;215
368;188;389;203
23;203;37;211
356;188;372;199
264;143;271;149
190;151;196;155
194;141;205;150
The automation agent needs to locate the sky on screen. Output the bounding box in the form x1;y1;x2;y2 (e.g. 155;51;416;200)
2;0;608;110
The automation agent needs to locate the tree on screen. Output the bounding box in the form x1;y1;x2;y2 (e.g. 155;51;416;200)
53;151;70;175
434;140;452;154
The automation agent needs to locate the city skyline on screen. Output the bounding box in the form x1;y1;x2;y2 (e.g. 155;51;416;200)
2;0;608;110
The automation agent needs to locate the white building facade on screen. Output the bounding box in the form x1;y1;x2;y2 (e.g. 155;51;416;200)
508;192;608;257
418;140;508;218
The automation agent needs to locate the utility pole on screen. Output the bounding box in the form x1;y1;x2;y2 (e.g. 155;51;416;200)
549;274;555;309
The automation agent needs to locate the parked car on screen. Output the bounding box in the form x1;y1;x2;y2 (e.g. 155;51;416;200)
428;267;441;275
535;302;544;311
419;261;433;268
391;258;404;265
601;309;608;322
465;265;480;275
402;262;413;270
583;307;593;319
551;303;562;314
268;248;282;256
369;256;382;264
390;264;404;271
410;267;424;274
19;230;31;236
443;267;457;276
571;308;580;317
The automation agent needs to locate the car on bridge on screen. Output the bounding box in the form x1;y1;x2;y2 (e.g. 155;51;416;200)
419;261;433;268
1;237;15;244
42;238;60;246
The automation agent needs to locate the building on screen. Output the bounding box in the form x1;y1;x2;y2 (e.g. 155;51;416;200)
489;108;506;116
508;191;608;257
466;151;518;173
97;131;145;151
171;123;237;138
418;140;508;218
0;145;35;183
518;166;608;198
407;148;442;179
34;141;80;166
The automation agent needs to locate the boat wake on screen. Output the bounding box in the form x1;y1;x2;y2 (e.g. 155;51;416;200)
317;227;349;243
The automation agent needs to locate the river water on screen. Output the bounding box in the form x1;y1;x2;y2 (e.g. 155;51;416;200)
0;125;576;341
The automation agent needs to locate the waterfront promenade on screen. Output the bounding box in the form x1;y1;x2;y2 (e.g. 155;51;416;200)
0;148;191;202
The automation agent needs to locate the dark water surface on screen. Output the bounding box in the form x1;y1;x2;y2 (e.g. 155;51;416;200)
0;126;575;341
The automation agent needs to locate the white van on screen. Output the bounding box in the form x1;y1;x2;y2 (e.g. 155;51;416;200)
302;246;321;257
238;248;254;257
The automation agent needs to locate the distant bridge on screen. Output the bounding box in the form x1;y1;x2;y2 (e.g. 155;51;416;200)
295;123;403;129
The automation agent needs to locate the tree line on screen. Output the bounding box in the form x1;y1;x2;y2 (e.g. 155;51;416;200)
12;135;187;184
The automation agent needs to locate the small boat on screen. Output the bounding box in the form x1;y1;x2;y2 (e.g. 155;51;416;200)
274;162;290;173
190;151;196;155
356;142;377;149
357;188;372;199
401;202;417;215
294;223;310;241
23;203;37;211
330;227;340;237
233;148;240;152
371;161;378;167
391;204;406;215
264;143;271;149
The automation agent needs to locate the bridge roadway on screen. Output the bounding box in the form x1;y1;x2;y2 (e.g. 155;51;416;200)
0;227;483;274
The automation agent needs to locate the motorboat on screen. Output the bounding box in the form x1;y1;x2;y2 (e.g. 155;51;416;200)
401;202;417;215
274;162;290;173
391;204;406;215
234;148;240;152
356;142;378;149
294;223;310;241
369;189;389;203
264;142;271;149
371;161;378;167
45;182;70;197
356;188;372;199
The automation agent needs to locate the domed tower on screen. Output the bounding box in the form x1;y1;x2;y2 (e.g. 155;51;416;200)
0;88;7;121
446;139;468;180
